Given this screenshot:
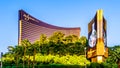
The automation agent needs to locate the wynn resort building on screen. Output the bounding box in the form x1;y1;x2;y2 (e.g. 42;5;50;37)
18;10;81;44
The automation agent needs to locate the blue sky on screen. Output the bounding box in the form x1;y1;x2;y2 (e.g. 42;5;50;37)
0;0;120;53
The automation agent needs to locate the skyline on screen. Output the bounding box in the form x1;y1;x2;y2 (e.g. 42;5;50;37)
0;0;120;53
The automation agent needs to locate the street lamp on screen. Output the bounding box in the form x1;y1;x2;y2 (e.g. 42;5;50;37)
84;47;87;68
84;47;86;58
0;52;3;68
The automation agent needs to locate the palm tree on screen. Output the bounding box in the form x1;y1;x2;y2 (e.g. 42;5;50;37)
21;39;31;68
16;46;24;67
8;45;23;68
26;44;33;68
32;41;40;68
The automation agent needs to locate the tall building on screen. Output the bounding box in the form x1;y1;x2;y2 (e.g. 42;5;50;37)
18;10;80;44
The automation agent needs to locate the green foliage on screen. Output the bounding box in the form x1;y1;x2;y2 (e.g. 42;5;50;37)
87;62;118;68
2;53;14;63
64;35;79;43
2;62;118;68
79;36;88;46
24;31;87;55
3;31;89;67
49;31;65;44
2;53;90;65
30;54;90;65
106;46;120;64
3;31;120;68
2;64;85;68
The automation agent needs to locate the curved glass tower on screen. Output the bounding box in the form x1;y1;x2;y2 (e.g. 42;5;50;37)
18;10;80;44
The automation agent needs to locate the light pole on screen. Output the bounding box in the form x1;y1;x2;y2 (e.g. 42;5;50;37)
1;52;3;68
84;47;87;68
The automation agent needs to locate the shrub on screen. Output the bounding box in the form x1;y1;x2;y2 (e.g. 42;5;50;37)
87;62;118;68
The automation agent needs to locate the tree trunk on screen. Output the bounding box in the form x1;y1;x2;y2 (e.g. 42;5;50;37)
23;47;26;68
118;60;120;68
33;48;36;68
16;55;18;68
28;55;30;68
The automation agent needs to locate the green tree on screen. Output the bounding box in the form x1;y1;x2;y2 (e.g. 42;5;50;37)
79;36;88;46
49;31;65;44
8;45;23;68
26;43;32;68
3;48;15;65
106;46;120;64
32;41;40;68
64;35;79;43
21;39;31;68
48;31;65;55
38;34;48;55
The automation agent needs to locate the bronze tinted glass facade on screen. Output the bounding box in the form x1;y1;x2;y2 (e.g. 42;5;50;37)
18;10;80;44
